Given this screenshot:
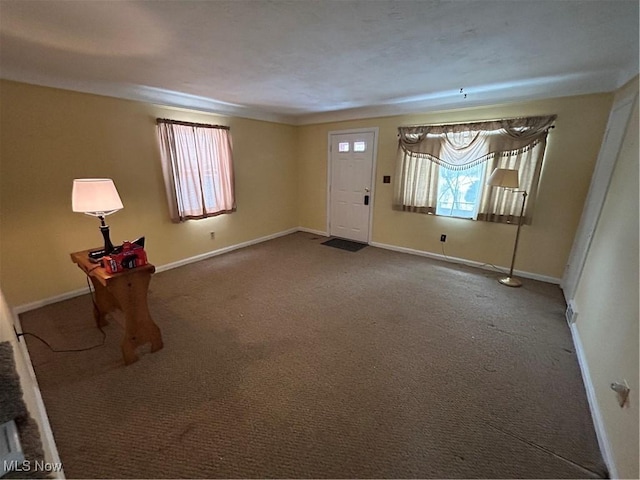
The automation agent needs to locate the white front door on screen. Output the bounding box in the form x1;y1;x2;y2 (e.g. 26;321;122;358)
329;131;376;243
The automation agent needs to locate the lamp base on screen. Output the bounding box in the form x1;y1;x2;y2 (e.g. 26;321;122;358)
499;276;522;288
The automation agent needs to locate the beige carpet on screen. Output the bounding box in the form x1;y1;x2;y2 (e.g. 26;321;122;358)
20;232;605;479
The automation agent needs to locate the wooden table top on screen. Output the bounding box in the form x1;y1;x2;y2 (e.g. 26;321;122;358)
70;249;155;287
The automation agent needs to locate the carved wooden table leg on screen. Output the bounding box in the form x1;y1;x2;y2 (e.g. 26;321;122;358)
89;277;116;328
109;272;163;365
71;250;162;366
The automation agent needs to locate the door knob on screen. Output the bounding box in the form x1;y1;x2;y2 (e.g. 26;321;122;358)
364;187;370;192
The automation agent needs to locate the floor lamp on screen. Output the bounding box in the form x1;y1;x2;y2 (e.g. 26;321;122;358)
486;168;527;288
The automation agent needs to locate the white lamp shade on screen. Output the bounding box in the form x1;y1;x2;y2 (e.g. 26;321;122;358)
486;168;519;188
72;178;123;216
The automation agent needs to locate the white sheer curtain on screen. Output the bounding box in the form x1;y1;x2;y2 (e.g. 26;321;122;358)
156;119;235;222
394;115;556;223
476;143;545;224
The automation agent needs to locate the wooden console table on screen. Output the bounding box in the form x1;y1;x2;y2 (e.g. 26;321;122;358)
70;249;163;365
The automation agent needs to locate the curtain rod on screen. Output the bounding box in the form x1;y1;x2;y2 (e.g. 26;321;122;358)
156;118;230;130
401;115;556;129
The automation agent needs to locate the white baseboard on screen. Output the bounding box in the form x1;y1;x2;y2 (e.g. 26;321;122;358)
14;288;89;315
369;241;561;284
15;229;559;314
569;322;617;479
297;227;329;237
14;228;300;314
155;228;298;274
12;315;66;479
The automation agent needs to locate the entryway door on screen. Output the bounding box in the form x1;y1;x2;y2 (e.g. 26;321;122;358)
328;130;377;243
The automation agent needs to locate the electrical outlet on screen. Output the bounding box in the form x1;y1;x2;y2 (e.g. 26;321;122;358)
440;234;447;242
210;232;215;240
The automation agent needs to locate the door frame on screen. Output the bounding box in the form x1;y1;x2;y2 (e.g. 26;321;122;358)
326;127;379;244
561;90;637;302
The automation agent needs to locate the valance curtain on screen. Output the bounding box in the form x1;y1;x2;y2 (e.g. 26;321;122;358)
157;119;235;222
394;115;556;223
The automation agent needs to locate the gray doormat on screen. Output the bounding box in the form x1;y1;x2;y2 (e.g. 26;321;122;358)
322;238;368;252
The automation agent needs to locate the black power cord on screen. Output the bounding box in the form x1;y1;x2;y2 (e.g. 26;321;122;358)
17;328;106;353
17;272;107;353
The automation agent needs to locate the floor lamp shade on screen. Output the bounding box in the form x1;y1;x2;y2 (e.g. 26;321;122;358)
487;168;519;189
72;178;123;259
486;168;526;287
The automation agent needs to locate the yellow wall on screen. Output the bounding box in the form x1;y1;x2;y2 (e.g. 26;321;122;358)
573;77;639;480
0;80;615;307
298;94;613;279
0;80;298;306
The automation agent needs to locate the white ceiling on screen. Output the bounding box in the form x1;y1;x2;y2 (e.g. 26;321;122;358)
0;0;638;125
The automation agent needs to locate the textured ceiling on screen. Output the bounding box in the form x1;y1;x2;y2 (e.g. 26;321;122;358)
0;0;638;124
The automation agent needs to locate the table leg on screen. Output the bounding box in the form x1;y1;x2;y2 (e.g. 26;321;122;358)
89;278;117;328
109;272;163;365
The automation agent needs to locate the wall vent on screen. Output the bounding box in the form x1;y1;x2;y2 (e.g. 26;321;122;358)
565;301;578;324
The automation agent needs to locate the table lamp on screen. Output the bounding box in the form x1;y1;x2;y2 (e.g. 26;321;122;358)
72;178;124;260
486;168;528;287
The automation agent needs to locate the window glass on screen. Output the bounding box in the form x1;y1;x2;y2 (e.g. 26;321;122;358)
435;162;487;219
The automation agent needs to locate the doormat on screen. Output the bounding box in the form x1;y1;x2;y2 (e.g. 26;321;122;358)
322;238;368;252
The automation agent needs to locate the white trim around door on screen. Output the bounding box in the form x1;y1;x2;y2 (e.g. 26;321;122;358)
326;127;379;244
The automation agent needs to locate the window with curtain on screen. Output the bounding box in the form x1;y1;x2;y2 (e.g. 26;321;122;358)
393;115;556;224
156;119;235;222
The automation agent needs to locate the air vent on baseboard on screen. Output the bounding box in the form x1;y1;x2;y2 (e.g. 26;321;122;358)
565;301;578;324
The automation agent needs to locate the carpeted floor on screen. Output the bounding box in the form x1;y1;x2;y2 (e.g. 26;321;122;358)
20;232;605;478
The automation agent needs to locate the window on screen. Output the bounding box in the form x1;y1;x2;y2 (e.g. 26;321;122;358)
436;162;486;219
156;119;235;222
394;116;556;224
353;141;366;152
